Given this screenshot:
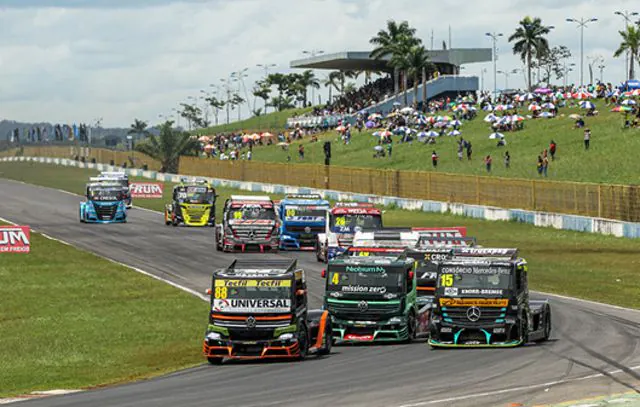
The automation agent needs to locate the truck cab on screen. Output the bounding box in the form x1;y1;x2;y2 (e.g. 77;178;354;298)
97;171;131;208
323;256;429;343
278;194;330;250
79;181;127;223
203;259;331;364
164;178;216;227
429;247;551;348
316;202;383;262
215;195;280;253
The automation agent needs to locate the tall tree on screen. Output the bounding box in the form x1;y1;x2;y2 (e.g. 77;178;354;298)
404;46;432;106
134;121;198;173
297;70;320;107
252;80;272;114
128;119;149;140
204;95;225;126
614;25;640;80
533;45;572;84
508;16;551;90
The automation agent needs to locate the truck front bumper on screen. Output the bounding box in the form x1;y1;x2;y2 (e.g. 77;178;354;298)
429;320;521;348
203;338;301;359
331;317;409;343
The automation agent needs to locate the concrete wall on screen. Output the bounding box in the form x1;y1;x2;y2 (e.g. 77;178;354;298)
4;155;639;239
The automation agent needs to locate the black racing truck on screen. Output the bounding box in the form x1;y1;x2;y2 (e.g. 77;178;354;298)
203;259;332;364
429;248;551;348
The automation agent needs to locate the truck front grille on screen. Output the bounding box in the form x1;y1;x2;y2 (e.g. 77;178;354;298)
442;306;505;326
328;301;400;321
95;204;118;220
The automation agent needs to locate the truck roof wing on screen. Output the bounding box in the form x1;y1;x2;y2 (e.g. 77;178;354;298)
230;195;271;201
223;259;297;275
453;247;518;259
334;202;375;208
284;193;323;200
417;236;477;248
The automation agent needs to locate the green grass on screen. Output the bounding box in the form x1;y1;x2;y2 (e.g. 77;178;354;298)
194;107;313;134
241;101;640;185
2;161;639;309
0;222;206;397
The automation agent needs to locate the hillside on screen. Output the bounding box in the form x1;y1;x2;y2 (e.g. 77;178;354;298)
243;101;640;185
194;107;313;134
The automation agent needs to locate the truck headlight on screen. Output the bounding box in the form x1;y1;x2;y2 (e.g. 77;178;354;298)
206;332;221;340
505;317;516;324
388;317;404;324
278;333;294;341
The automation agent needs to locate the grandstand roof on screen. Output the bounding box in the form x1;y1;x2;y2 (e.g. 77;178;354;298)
290;48;491;71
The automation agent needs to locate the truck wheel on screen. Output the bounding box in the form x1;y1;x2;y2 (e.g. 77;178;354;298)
317;321;332;356
316;243;323;262
164;211;171;226
207;357;223;365
519;316;530;345
539;306;551;342
405;312;417;343
297;324;309;361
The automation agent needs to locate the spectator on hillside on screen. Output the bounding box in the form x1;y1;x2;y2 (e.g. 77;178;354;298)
537;155;544;175
298;144;305;160
457;142;463;161
549;140;557;160
542;155;549;177
466;141;473;161
387;143;392;158
504;151;510;169
584;128;591;150
431;151;439;168
484;155;492;172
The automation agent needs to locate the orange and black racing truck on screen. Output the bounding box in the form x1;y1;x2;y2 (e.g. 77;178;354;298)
203;259;332;364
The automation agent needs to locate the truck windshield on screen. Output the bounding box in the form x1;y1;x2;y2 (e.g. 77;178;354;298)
327;269;404;296
438;270;511;290
330;214;382;233
212;279;291;313
88;186;124;201
283;205;327;221
177;186;214;204
228;204;276;220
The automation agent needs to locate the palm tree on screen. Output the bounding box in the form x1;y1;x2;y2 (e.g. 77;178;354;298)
508;16;551;90
404;46;432;106
128;119;149;141
369;20;422;98
389;49;411;105
614;25;640;80
297;70;320;107
134;121;199;173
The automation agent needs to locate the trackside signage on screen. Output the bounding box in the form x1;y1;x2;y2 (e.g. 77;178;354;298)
130;182;164;198
0;226;31;253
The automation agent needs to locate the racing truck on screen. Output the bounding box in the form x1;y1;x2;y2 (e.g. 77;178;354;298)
79;180;128;223
164;178;216;227
97;171;132;208
203;259;332;364
316;202;383;262
428;247;552;348
215;195;280;252
277;194;330;250
323;255;429;343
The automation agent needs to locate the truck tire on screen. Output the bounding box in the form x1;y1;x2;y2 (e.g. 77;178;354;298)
207;357;223;365
215;227;223;251
297;324;309;361
164;211;171;226
316;241;324;262
519;315;530;345
538;306;551;342
404;312;417;343
317;320;332;356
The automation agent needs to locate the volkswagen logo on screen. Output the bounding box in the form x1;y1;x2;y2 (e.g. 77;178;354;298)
304;226;311;234
358;300;369;312
466;307;481;322
246;316;256;328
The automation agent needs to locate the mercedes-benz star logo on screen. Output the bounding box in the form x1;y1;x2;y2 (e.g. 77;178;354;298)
358;300;369;312
304;226;311;234
247;231;255;239
246;316;256;328
466;306;481;322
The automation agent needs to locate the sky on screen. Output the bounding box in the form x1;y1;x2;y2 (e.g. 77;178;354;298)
0;0;638;127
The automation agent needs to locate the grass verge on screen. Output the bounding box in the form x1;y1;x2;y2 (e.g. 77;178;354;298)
0;221;206;397
1;161;639;311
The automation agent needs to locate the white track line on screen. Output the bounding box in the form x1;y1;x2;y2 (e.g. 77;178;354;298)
396;364;640;407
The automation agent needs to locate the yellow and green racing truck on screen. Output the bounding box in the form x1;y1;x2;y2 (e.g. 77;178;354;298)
165;178;217;227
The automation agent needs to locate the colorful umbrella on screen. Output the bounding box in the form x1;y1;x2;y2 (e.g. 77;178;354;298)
489;132;504;139
484;113;497;123
539;112;555;118
448;130;462;137
541;102;555;109
528;104;542;111
621;99;637;106
572;91;593;100
579;101;596;109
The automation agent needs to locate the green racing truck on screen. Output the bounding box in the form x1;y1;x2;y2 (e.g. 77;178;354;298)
323;255;429;343
428;248;552;348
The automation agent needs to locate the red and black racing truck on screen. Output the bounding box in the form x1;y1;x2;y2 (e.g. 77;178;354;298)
215;195;280;252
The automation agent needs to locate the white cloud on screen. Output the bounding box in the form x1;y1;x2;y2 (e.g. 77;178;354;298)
0;0;638;127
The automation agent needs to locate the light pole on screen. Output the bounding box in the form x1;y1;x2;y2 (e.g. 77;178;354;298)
480;68;487;92
562;62;575;87
497;70;510;90
209;84;221;125
302;49;324;107
256;63;276;78
220;78;232;125
485;32;503;100
566;17;598;88
614;10;638;80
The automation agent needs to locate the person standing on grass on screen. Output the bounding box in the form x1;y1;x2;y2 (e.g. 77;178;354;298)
298;144;305;160
387;142;392;158
536;155;543;176
484;155;492;172
542;155;549;177
549;140;557;160
584;128;591;150
431;150;439;168
504;151;510;169
466;141;473;160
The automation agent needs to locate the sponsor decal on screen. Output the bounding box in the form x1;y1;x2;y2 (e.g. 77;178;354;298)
440;266;511;275
341;285;387;294
345;266;386;273
358;300;369;312
0;226;30;253
439;298;509;307
213;298;291;313
130;182;164;198
444;287;458;296
460;288;503;295
345;334;374;341
215;279;291;287
456;248;517;257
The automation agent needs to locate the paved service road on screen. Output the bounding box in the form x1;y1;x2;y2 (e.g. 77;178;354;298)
1;179;639;407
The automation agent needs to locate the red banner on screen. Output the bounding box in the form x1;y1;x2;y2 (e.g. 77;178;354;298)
130;182;164;199
0;226;31;253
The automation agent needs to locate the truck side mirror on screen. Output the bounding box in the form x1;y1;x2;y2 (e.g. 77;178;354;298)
296;289;307;296
321;269;326;278
206;288;212;295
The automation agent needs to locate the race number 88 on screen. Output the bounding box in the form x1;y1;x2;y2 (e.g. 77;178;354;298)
440;274;453;287
214;287;228;299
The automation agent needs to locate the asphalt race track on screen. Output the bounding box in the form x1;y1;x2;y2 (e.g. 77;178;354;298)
2;178;639;407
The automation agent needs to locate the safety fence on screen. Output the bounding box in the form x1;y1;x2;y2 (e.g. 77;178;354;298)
178;157;640;223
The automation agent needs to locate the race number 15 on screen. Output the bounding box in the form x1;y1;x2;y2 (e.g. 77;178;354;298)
440;274;453;287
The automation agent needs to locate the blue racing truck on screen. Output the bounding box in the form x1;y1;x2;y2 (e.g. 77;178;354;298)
79;180;128;223
278;194;330;250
